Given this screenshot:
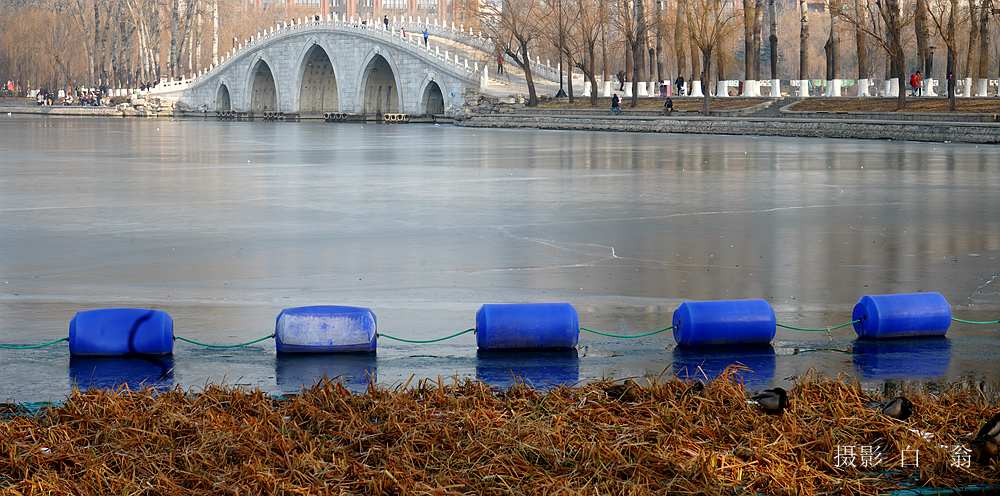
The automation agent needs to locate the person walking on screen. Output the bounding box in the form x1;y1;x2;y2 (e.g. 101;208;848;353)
617;70;626;91
497;52;505;75
611;93;622;115
674;75;685;96
423;28;429;47
383;15;389;31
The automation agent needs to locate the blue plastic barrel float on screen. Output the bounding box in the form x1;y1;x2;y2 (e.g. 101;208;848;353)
275;306;377;353
672;299;776;347
68;308;174;356
476;303;579;350
852;292;952;339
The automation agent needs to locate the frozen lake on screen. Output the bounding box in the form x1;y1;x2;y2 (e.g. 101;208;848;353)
1;115;999;403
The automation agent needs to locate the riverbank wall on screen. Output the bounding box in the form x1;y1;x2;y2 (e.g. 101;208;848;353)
456;112;1000;144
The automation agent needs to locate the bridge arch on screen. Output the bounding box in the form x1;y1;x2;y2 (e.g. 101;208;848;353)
357;49;402;115
296;42;341;114
216;83;231;111
247;57;278;113
418;77;446;116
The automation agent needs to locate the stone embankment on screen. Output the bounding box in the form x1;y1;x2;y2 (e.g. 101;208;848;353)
457;109;1000;144
456;94;1000;143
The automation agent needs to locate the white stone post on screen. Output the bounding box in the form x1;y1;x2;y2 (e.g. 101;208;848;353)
689;80;704;97
583;81;592;97
797;80;810;97
624;84;633;97
975;78;989;97
857;79;870;97
603;81;613;97
888;78;900;97
637;82;648;97
961;77;973;97
923;79;937;97
716;81;730;97
769;79;781;97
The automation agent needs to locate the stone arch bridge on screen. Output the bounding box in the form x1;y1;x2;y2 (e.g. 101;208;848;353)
160;16;496;117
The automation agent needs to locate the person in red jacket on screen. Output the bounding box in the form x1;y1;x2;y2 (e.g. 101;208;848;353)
910;71;923;96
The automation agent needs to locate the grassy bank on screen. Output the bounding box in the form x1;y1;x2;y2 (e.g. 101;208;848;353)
1;373;997;494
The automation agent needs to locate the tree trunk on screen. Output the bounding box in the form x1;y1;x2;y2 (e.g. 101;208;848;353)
631;0;645;107
883;0;905;109
675;0;687;80
743;0;754;80
702;49;712;113
947;0;957;110
824;1;837;80
601;20;609;80
656;0;664;81
519;39;539;106
196;2;203;72
212;0;219;66
852;0;867;79
914;0;929;74
752;0;763;79
966;0;979;79
798;0;808;80
649;47;656;82
947;47;956;110
976;0;990;78
170;0;180;78
768;0;777;79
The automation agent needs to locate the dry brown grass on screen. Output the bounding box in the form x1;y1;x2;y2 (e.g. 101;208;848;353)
1;372;997;495
536;97;770;112
790;98;1000;114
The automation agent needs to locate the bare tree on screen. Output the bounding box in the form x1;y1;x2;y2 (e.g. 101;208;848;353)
572;0;605;105
481;0;544;106
965;0;979;77
675;0;688;83
686;0;738;112
927;0;961;109
975;0;991;79
824;0;840;80
742;0;764;79
851;0;870;80
840;0;913;109
768;0;777;78
799;0;809;79
655;0;665;81
914;0;930;74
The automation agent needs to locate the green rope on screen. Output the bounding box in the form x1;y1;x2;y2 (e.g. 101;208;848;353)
952;317;1000;325
174;334;275;349
378;328;476;344
580;326;674;339
776;319;860;333
0;337;69;350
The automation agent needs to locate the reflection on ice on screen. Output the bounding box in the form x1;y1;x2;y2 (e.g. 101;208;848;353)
852;338;952;380
275;353;377;394
475;350;580;390
69;356;175;392
671;345;776;389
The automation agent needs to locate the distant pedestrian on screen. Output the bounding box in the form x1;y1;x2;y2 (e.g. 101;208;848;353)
383;15;389;31
617;70;626;91
497;53;504;75
663;97;674;115
611;93;622;115
910;71;923;96
423;29;429;46
674;75;685;96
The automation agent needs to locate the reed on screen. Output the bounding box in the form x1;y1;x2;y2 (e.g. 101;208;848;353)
1;370;997;495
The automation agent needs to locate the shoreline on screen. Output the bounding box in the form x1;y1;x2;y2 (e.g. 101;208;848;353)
6;103;1000;143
